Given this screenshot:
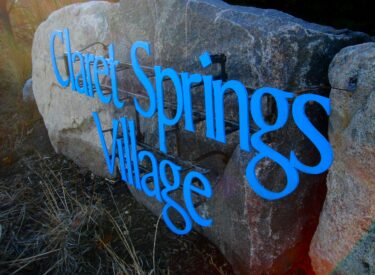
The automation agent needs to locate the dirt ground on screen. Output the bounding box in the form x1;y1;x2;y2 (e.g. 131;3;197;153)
0;87;233;274
0;85;314;275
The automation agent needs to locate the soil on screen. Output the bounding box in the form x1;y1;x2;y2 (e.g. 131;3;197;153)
0;88;314;274
0;90;233;274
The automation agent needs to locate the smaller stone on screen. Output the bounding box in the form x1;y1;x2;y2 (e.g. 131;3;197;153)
310;42;375;275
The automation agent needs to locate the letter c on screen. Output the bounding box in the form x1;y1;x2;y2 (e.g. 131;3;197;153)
50;31;69;87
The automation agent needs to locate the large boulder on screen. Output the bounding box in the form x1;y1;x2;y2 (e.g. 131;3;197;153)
32;0;370;273
309;43;375;275
32;2;119;176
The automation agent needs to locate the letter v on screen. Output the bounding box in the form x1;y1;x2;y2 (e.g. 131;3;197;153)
92;112;119;175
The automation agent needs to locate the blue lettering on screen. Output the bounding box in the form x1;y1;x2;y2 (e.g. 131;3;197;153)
107;44;123;109
247;87;299;200
183;171;212;227
92;112;119;175
50;30;69;87
290;94;334;174
155;66;184;153
93;56;112;104
71;51;88;94
138;151;162;201
131;41;156;118
213;80;250;152
160;160;192;235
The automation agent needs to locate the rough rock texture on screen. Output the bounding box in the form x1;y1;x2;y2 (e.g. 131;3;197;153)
32;2;119;176
310;43;375;275
32;0;371;273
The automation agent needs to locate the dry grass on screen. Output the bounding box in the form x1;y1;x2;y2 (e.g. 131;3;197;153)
0;154;233;274
0;154;145;274
0;2;233;274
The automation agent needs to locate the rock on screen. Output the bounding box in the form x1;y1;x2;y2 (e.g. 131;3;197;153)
22;78;34;102
309;42;375;275
32;0;371;273
32;1;119;176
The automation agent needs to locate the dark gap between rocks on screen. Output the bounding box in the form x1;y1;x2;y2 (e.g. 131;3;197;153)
225;0;374;35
